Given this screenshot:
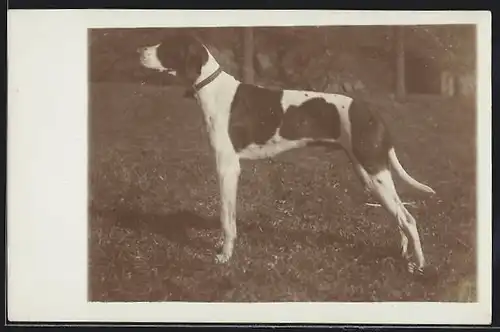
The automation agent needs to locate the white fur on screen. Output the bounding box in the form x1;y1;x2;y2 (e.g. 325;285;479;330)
237;137;311;160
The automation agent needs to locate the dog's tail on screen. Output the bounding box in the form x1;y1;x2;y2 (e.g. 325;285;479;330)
388;147;436;194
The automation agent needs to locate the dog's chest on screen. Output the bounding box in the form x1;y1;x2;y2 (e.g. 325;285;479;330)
197;90;235;152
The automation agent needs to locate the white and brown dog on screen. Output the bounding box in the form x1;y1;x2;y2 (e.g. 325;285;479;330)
138;33;435;274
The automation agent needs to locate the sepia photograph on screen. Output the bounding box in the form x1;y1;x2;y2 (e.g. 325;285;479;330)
89;25;477;302
8;10;491;324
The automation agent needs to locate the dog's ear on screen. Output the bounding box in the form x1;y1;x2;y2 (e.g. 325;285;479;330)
182;37;208;82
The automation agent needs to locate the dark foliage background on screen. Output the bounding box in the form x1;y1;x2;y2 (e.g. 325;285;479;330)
89;25;476;96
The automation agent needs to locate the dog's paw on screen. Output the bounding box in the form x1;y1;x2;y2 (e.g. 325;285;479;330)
215;253;231;264
407;262;425;276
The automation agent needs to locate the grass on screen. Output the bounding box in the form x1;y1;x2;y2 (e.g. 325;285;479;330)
89;82;477;302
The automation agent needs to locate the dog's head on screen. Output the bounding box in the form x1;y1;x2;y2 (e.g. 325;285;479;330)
138;34;209;86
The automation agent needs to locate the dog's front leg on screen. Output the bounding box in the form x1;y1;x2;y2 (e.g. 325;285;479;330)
215;152;241;263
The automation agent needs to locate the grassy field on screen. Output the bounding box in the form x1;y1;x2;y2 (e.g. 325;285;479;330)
89;82;477;302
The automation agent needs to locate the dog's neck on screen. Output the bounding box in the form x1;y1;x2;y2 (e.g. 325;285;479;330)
188;46;238;101
184;45;226;99
191;46;240;118
194;45;223;88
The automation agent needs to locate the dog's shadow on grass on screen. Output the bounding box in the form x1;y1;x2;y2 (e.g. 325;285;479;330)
92;204;410;274
93;204;220;250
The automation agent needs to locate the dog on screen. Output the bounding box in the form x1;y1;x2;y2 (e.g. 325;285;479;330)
138;33;436;275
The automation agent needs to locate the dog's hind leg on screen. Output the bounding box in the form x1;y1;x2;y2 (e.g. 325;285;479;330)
348;157;411;263
346;99;425;273
365;167;425;274
215;152;241;263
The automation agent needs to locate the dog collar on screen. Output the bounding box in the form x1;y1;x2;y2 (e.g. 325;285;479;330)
194;66;223;92
185;67;223;98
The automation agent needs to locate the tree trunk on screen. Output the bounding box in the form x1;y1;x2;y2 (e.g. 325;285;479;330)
395;26;406;98
242;27;254;83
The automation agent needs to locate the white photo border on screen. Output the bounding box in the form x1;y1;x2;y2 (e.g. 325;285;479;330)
7;10;492;324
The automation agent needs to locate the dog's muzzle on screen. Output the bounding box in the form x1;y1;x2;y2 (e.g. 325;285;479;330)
138;46;177;76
